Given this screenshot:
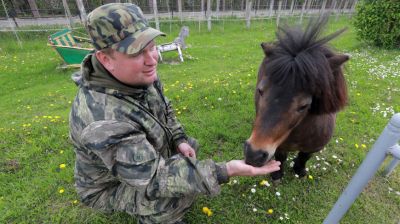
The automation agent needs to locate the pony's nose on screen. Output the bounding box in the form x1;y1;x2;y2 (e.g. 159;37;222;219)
244;141;269;167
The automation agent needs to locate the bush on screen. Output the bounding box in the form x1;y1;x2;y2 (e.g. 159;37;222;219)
353;0;400;49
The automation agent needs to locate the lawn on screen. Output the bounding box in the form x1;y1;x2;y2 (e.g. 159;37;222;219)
0;16;399;224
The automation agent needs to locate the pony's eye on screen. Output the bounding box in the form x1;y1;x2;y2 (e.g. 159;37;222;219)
258;88;264;96
297;104;309;113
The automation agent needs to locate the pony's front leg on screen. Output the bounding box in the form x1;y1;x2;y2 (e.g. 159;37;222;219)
293;152;312;177
271;150;288;181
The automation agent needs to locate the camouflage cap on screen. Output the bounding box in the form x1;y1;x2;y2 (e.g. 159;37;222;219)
86;3;165;54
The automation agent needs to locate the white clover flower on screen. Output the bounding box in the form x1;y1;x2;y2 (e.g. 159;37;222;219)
251;188;256;193
276;192;281;196
253;208;257;212
233;179;238;184
332;155;338;159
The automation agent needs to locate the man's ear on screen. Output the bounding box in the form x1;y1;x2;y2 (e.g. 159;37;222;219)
95;51;114;72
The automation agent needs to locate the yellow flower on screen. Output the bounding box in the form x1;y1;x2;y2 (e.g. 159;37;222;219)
308;175;313;180
60;150;64;154
259;180;268;186
355;144;359;149
73;200;78;204
361;144;367;149
202;207;213;216
59;164;66;169
267;209;273;214
59;189;65;194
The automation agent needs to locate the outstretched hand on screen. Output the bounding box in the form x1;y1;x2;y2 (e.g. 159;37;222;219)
177;142;196;159
226;160;281;177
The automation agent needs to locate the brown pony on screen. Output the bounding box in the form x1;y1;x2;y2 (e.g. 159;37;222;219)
244;16;349;181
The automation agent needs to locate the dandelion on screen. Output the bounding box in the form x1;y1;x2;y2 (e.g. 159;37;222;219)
217;98;222;101
308;175;313;180
60;150;64;154
59;188;65;194
59;164;66;169
73;200;78;204
361;144;367;149
259;180;270;187
355;144;359;149
202;207;213;217
267;209;273;214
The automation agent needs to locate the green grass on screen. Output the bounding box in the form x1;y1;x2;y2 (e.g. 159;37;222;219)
0;16;399;224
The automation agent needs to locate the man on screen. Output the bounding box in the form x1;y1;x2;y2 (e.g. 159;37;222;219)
69;3;280;224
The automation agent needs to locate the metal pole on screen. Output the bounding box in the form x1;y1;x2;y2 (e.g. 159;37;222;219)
324;113;400;224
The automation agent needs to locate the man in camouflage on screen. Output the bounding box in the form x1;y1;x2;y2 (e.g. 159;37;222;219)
69;3;281;223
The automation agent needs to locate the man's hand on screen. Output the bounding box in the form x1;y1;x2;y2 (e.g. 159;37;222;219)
177;142;196;158
226;160;281;177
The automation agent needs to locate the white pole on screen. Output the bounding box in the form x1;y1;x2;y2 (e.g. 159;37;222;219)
62;0;73;29
75;0;87;25
207;0;211;31
245;0;252;29
1;0;22;48
152;0;160;30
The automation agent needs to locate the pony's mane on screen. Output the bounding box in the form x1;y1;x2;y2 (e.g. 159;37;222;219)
264;15;347;114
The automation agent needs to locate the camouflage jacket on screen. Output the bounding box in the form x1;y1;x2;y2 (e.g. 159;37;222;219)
69;54;229;213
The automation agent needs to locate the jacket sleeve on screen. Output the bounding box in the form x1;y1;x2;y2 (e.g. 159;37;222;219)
80;120;229;198
155;80;188;148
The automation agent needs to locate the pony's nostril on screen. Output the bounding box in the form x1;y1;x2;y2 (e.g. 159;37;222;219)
262;152;268;159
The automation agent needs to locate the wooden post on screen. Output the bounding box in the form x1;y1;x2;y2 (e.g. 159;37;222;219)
321;0;327;14
76;0;87;25
152;0;160;30
62;0;73;28
276;0;282;26
349;0;358;18
177;0;182;22
222;0;226;12
27;0;40;18
207;0;211;31
201;0;205;17
305;0;311;15
290;0;295;15
299;0;306;24
216;0;220;19
245;0;252;29
269;0;274;17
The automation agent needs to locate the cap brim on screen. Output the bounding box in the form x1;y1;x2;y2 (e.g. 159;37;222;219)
111;27;165;55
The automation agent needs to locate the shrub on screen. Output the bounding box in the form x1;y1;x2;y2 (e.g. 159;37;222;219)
353;0;400;49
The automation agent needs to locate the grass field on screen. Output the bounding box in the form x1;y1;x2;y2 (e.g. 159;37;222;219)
0;16;399;223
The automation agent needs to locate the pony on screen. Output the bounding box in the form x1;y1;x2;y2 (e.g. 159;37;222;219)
244;16;349;181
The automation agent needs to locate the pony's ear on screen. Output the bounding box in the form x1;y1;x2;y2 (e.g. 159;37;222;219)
328;54;350;69
261;42;274;57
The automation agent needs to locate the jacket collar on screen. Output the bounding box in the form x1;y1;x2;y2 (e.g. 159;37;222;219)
81;53;151;98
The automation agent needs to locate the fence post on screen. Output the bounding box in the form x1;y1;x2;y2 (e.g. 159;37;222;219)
323;113;400;224
27;0;40;18
75;0;87;25
245;0;252;28
62;0;73;29
177;0;183;22
152;0;160;30
276;0;282;26
299;0;306;24
207;0;211;31
269;0;274;17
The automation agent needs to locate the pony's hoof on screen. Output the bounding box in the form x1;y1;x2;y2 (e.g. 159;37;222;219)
294;168;307;177
272;178;282;185
271;171;284;181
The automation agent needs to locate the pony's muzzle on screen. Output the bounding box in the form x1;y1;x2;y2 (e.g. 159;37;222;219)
244;141;269;167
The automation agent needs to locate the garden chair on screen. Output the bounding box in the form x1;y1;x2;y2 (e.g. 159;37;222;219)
157;26;189;62
48;28;93;68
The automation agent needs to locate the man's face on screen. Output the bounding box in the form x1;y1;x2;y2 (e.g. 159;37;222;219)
105;41;159;86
